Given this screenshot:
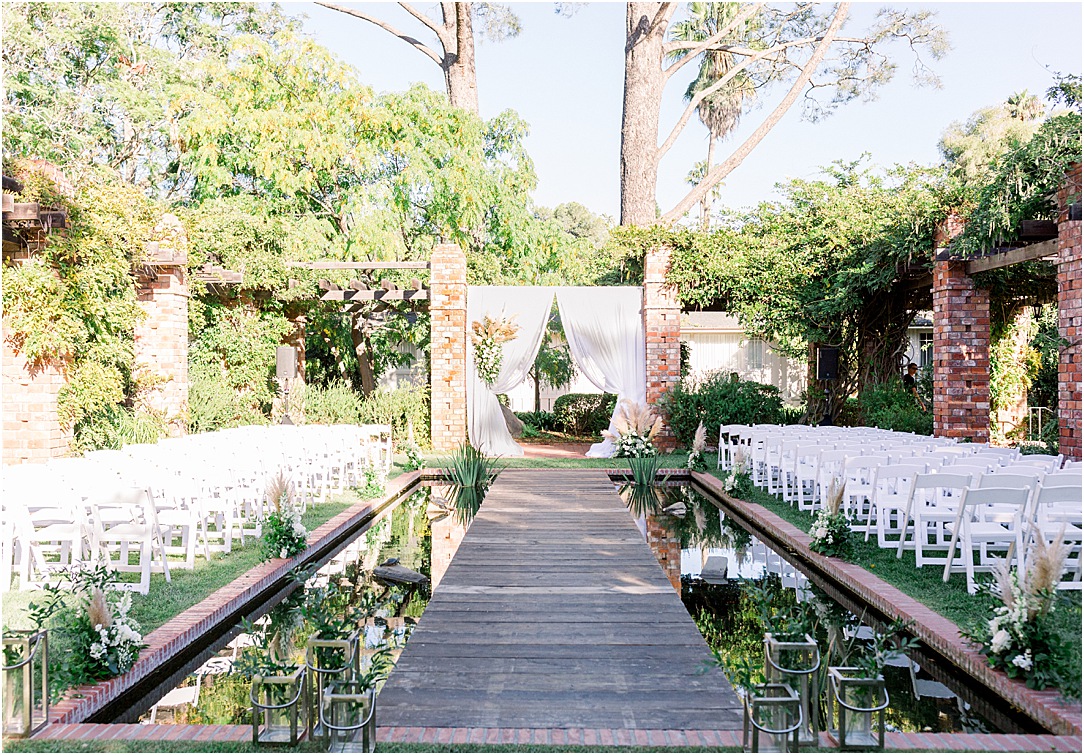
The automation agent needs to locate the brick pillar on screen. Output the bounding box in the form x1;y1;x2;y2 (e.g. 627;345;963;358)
430;243;467;451
1;346;72;464
932;215;991;442
134;215;190;433
1056;162;1082;459
644;245;681;451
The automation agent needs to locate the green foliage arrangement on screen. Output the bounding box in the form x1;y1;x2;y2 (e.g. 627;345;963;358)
628;455;667;487
552;393;617;436
440;444;502;489
72;405;167;453
515;410;557;431
661;372;785;446
858;380;934;436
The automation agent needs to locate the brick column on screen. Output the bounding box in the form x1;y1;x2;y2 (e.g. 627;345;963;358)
1;346;72;464
644;245;681;451
430;243;467;451
1056;162;1082;459
134;262;188;432
932;215;991;442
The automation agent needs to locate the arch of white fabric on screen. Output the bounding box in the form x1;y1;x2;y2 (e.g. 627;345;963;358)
465;285;647;459
466;286;555;456
555;287;646;458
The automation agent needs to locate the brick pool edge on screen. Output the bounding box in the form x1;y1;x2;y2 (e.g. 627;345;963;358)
41;470;424;729
691;470;1083;738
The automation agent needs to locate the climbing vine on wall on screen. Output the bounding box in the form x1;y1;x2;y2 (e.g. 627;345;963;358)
1;165;158;434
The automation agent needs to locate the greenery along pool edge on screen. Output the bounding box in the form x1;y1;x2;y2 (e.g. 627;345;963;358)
704;468;1083;696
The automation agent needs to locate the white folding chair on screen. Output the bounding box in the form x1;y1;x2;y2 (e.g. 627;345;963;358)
1029;485;1083;590
942;486;1030;593
864;463;926;548
89;486;172;595
897;472;972;565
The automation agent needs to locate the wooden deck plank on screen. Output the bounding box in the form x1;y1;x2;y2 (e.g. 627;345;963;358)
376;469;742;731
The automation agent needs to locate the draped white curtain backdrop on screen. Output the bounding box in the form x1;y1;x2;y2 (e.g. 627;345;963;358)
555;287;646;458
466;286;555;456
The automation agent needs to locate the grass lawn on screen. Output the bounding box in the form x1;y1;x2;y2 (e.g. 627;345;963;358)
2;493;364;635
707;468;1084;692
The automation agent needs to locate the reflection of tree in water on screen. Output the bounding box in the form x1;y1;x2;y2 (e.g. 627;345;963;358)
189;493;434;723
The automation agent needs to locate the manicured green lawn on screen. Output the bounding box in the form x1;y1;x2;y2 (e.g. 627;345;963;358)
2;495;360;635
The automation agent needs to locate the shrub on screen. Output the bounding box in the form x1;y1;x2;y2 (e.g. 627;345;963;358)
660;372;784;447
73;404;167;452
552;393;617;436
303;381;363;425
187;359;269;433
358;385;430;448
859;380;933;435
515;410;557;431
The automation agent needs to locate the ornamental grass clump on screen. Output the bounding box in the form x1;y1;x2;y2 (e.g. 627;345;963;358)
808;479;853;558
471;313;519;385
261;471;307;561
685;421;709;472
440;443;502;489
964;533;1074;691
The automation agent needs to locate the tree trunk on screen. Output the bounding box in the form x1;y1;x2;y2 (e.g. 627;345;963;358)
701;138;715;230
351;321;376;396
533;368;541;413
620;3;669;226
444;3;479;114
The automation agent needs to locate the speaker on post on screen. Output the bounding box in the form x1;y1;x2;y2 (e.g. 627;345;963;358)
815;345;839;382
276;346;298;381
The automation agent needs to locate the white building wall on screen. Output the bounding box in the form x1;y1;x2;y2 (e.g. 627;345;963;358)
684;333;806;404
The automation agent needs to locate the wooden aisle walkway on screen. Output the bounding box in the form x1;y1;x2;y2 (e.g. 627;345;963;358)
377;469;742;731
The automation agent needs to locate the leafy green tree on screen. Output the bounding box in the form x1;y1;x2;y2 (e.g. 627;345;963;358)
939;93;1046;185
664;159;948;416
527;306;576;413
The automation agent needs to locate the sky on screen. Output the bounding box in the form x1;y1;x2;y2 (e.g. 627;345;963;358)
293;1;1083;221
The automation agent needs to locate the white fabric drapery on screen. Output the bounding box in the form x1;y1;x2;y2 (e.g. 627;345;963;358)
555;287;646;458
466;286;555;457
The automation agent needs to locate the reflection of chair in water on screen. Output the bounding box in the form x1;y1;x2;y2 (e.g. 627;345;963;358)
147;675;202;723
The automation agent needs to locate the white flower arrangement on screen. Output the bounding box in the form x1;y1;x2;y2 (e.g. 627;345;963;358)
603;399;663;458
261;471;307;561
963;534;1071;690
685;422;708;472
471;312;519;385
82;588;143;678
808;479;853;558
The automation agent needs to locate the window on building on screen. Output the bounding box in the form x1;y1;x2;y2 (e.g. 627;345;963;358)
746;339;765;370
919;332;933;368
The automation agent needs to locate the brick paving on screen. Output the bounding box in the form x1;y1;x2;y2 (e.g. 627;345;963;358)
33;723;1083;751
694;471;1083;738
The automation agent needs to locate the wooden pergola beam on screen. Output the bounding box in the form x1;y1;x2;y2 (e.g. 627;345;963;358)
964;238;1059;275
288;261;430;270
320;288;428;302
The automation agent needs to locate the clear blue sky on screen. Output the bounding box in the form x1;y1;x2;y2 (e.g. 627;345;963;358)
293;1;1082;220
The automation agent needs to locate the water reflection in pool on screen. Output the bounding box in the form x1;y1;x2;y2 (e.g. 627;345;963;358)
139;483;478;726
622;483;1000;735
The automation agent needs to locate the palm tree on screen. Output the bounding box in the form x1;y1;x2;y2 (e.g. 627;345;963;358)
669;2;759;227
1006;90;1044;121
